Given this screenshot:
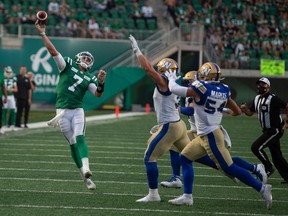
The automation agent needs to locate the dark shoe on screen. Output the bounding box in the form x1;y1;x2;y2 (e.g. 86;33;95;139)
266;167;275;177
24;125;29;128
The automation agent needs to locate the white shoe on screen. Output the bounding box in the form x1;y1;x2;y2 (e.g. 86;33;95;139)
84;178;96;190
168;194;193;206
261;184;272;210
255;164;268;184
136;193;161;202
160;176;182;188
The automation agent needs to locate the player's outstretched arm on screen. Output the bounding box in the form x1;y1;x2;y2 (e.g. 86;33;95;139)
128;35;166;89
226;98;241;116
35;20;59;57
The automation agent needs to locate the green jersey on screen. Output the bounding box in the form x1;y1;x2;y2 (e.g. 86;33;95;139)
4;75;17;96
56;56;98;109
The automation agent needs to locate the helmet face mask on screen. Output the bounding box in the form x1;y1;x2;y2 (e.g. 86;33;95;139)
74;51;94;71
155;58;179;74
4;66;13;78
197;62;222;82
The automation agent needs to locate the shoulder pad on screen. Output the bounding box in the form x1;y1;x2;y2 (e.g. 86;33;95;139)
192;80;207;94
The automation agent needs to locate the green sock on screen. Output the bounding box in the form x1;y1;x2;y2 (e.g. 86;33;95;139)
2;109;7;125
70;143;82;168
76;135;88;158
10;109;16;125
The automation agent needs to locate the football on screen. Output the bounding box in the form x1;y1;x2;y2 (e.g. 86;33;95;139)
36;11;48;25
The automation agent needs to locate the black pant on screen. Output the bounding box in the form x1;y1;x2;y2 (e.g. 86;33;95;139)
15;98;27;127
251;128;288;181
24;103;30;125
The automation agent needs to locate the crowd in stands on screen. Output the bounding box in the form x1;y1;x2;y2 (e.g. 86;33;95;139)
1;0;287;70
165;0;288;70
0;0;158;39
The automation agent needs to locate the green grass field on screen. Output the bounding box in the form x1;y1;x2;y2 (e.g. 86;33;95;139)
0;113;287;216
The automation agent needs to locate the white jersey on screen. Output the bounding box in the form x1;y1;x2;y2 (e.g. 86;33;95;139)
153;86;180;124
191;80;230;136
185;97;197;132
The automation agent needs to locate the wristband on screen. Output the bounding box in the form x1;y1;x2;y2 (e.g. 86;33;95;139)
40;32;46;36
96;82;104;93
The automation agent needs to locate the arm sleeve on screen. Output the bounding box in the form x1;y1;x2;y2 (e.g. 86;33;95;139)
180;106;194;116
88;83;97;95
168;79;187;97
53;53;66;72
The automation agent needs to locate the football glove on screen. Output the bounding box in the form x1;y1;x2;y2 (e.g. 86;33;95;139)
164;69;181;81
129;34;143;57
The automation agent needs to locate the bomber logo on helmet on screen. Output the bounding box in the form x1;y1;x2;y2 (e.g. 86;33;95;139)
197;62;222;82
156;58;178;74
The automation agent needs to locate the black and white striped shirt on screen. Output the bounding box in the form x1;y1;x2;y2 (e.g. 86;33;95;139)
250;92;286;130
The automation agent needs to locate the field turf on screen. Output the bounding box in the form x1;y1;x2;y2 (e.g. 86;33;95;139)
0;113;287;216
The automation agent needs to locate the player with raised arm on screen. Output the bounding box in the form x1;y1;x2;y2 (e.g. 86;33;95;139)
129;34;191;202
166;62;273;209
35;18;106;190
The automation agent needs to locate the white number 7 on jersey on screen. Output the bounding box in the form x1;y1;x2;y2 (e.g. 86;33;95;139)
68;74;83;92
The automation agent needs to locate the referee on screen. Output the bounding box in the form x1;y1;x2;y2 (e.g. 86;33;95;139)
241;77;288;184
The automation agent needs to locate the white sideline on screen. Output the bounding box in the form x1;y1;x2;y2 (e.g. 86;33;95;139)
2;112;146;132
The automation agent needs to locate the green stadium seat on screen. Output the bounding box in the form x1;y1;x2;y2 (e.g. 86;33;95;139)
118;9;128;18
0;14;5;24
6;24;18;35
109;9;119;18
76;0;85;9
282;50;288;59
146;19;157;30
136;19;146;30
101;11;110;19
125;18;135;29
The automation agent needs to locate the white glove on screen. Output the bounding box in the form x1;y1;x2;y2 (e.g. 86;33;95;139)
164;69;181;81
129;34;143;56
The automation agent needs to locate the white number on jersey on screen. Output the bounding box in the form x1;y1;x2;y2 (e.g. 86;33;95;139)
68;74;84;92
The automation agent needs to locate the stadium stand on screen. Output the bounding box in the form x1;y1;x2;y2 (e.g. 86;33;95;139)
0;0;159;39
165;0;288;70
0;0;287;70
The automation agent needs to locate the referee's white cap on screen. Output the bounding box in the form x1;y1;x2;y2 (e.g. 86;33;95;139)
257;77;270;87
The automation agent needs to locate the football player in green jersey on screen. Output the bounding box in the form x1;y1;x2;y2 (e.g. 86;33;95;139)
35;20;106;190
2;66;18;130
